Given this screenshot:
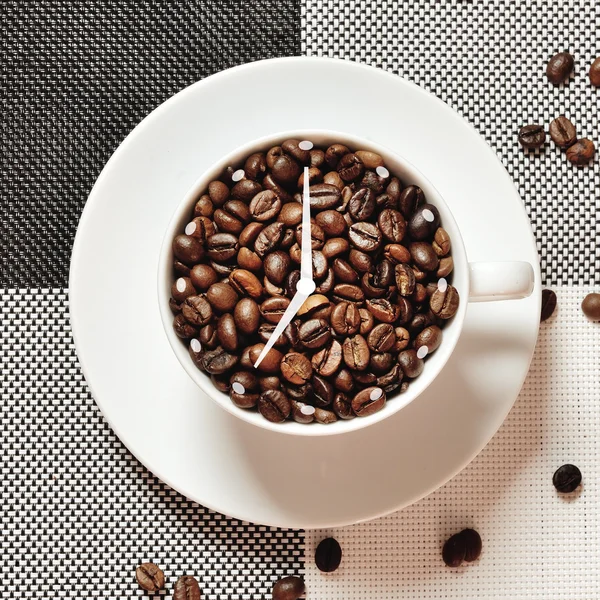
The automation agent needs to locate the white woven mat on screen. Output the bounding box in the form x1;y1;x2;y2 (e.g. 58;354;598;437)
305;287;600;599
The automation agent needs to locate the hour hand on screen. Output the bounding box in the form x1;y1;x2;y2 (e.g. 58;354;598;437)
253;285;313;369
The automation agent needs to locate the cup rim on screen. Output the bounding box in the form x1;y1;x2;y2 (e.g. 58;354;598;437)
157;129;469;437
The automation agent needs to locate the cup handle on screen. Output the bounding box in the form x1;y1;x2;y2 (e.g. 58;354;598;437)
468;261;535;302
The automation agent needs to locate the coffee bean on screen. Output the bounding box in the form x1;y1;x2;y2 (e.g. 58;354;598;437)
334;368;355;393
361;272;386;299
377;363;404;393
173;575;201;600
353;371;377;386
182;295;213;326
315;537;342;572
214;200;251;234
383;243;410;265
311;374;334;407
324;144;350;168
331;283;363;305
202;346;238;375
280;227;296;250
254;222;285;257
207;233;239;262
299;318;332;349
229;269;263;298
194;194;214;218
199;324;218;349
262;251;291;286
333;391;355;419
352;386;386;417
237;247;262;272
249;190;282;222
258;323;287;346
442;533;466;568
290;400;315;424
337;152;364;182
518;124;546;149
283;381;311;402
289;243;302;264
314;209;346;236
297;166;322;188
136;563;165;592
333;258;359;283
243;152;267;180
410;242;439;272
310;148;325;168
415;325;443;354
281;138;311;165
170;298;182;314
207;282;238;313
272;154;301;185
432;227;451;257
173;260;191;277
264;172;293;203
398;349;423;378
309;183;342;210
189;264;218;291
229;371;260;408
368;323;396;352
271;576;305;600
171;277;196;303
361;170;386;194
348;187;376;220
437;256;453;278
216;313;238;352
173;234;204;265
278;202;303;226
233;179;264;203
549;116;576;148
323;170;344;191
540;289;557;322
266;146;283;169
281;352;313;385
408;313;431;337
430;285;460;319
311;251;328;280
186;216;217;243
330;302;361;335
284;270;301;298
312;339;343;376
366;298;399;323
260;296;291;324
211;373;230;392
461;529;482;562
552;463;582;493
566;138;595;165
395;263;416;296
232;298;260;336
349;222;382;252
343;334;370;370
581;292;600;319
393;327;410;351
398;185;425;218
259;375;280;391
210;260;236;277
408;204;440;240
249;344;284;373
295;223;325;250
370;352;393;374
314;407;337;424
546;51;574;85
590;57;600;86
378;208;406;243
385;177;402;203
322;237;350;259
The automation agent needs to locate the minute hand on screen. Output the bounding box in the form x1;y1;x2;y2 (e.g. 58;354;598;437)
253;289;310;368
300;167;313;282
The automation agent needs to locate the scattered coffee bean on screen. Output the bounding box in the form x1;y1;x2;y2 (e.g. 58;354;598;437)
315;537;342;572
170;140;458;423
565;137;595;165
581;292;600;319
540;289;557;322
173;575;201;600
553;463;582;493
546;51;574;85
549;116;576;148
442;532;466;568
590;57;600;86
136;563;165;592
271;576;305;600
518;124;546;149
461;528;482;562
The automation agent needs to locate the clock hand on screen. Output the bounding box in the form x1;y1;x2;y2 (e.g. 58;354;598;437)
300;166;314;282
253;284;314;369
255;167;316;369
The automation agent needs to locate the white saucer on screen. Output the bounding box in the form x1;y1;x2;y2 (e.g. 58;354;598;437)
70;57;541;528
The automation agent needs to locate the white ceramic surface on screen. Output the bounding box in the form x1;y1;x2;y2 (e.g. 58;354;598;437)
69;57;541;528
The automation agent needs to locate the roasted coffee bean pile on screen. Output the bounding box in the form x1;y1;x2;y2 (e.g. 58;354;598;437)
170;140;459;424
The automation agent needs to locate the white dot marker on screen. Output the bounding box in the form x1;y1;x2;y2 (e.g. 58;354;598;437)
232;382;245;394
376;166;390;178
369;387;383;401
437;277;448;293
422;208;435;222
176;278;187;293
232;169;245;182
190;338;202;353
417;346;429;359
300;404;316;416
299;140;313;151
185;221;196;235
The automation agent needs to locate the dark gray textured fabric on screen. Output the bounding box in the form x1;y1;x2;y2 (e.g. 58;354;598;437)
0;0;300;287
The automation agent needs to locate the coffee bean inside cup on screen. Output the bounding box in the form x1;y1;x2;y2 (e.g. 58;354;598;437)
170;139;459;424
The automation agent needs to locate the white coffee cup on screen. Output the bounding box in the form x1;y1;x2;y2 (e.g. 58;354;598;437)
158;130;534;436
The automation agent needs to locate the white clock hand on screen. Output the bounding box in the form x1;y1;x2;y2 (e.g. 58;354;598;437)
300;166;314;282
253;281;315;369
